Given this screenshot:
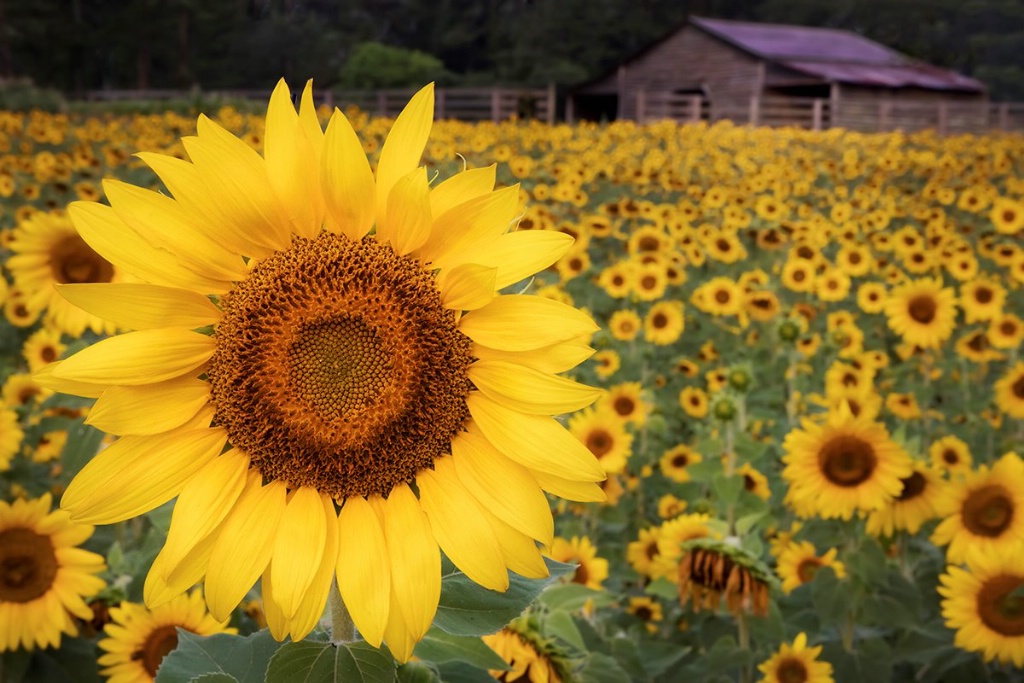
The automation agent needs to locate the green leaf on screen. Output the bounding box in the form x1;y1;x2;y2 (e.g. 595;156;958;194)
823;638;892;683
544;610;586;653
809;566;848;624
574;652;632;683
537;583;613;611
155;630;281;683
188;675;238;683
413;629;508;670
265;640;397;683
434;661;497;683
644;578;679;602
22;636;101;683
433;558;575;636
711;472;743;504
635;640;689;678
609;639;648;682
396;662;442;683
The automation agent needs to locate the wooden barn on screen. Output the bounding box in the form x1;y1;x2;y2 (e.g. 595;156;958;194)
567;16;991;132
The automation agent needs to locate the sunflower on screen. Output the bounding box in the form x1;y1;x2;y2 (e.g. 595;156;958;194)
990;197;1024;235
0;494;106;651
782;408;912;520
652;513;716;581
695;277;744;317
780;259;816;293
40;82;605;660
929;435;972;475
885;392;921;420
657;494;688;519
482;625;565;683
22;328;65;373
98;590;234;682
988;313;1024;350
931;452;1024;564
626;527;663;579
678;539;772;617
608;309;641;341
0;407;24;470
757;632;835;683
545;536;608;591
864;462;946;537
883;277;957;350
627;595;663;632
815;267;851;303
994;362;1024;419
938;545;1024;667
856;282;887;314
591;349;620;380
597;262;633;299
659;444;703;483
960;278;1006;323
644;300;685;346
601;382;648;426
678;386;709;419
6;210;120;336
2;373;52;408
568;407;632;475
775;540;846;594
738;463;771;501
633;263;668;301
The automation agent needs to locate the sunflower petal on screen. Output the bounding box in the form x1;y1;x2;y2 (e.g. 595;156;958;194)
336;495;390;648
467;393;605;482
472;340;595;374
417;185;520;268
459;295;598;351
469;359;602;415
531;470;608;502
260;566;289;641
268;487;328;620
484;511;549;579
382;584;416;664
86;377;209;436
265;79;323;239
322;108;376;240
288;494;339;641
379;167;431;256
383;484;439;643
206;478;288;622
471;230;575;289
418;457;508;592
61;426;226;524
376;84;434;228
32;362;108;398
439;263;496;311
56;283;221;331
297;80;324;146
429;164;496;217
52;329;213;385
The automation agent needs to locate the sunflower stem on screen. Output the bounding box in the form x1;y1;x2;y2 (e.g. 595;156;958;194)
329;578;356;645
736;610;751;683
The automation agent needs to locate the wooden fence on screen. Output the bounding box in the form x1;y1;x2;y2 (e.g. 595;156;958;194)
633;89;1024;135
83;86;558;125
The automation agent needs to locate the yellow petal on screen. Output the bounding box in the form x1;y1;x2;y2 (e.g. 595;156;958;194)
297;80;324;147
159;449;249;571
418;457;508;592
484;511;549;579
451;427;553;543
102;179;248;281
265;79;323;239
288;494;339;641
467;393;605;482
472;340;595;374
57;283;221;331
438;263;496;311
383;483;439;642
470;230;575;289
378;167;431;256
469;360;602;415
376;84;434;228
268;487;328;620
459;295;598;351
322;108;375;240
261;566;289;641
531;470;607;502
61;426;226;524
69;201;228;294
382;583;416;664
33;362;108;398
336;496;390;648
417;185;519;269
429;165;496;217
53;329;213;385
206;477;288;622
86;377;210;436
146;525;217;606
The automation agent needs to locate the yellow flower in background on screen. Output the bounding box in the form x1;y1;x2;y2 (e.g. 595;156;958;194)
644;300;685;346
865;463;946;537
98;591;234;683
775;540;846;594
545;536;608;591
990;196;1024;234
0;494;106;652
38;82;605;661
929;435;972;475
0;407;24;471
678;386;709;419
883;277;957;350
659;444;703;483
569;406;632;475
608;309;641;341
482;627;563;683
757;632;834;683
994;362;1024;419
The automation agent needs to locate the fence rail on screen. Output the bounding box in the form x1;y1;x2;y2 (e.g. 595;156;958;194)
83;86;557;125
634;89;1024;134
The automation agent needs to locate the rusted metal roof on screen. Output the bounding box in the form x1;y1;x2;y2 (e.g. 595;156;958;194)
692;16;985;92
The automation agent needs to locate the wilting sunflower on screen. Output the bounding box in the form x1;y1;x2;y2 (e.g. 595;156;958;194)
98;590;234;683
939;545;1024;667
6;210;120;336
678;538;772;617
568;407;632;474
644;300;685;346
883;277;957;350
782;408;912;520
0;407;24;470
0;494;106;651
40;82;605;660
864;463;946;537
757;632;835;683
775;540;846;594
994;362;1024;419
931;452;1024;564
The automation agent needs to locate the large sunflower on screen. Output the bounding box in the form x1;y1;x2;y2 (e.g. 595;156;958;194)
939;545;1024;667
782;408;913;520
883;277;957;350
39;82;605;660
931;452;1024;564
0;494;106;651
98;590;234;683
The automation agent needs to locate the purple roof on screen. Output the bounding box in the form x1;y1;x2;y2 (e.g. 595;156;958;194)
692;16;985;92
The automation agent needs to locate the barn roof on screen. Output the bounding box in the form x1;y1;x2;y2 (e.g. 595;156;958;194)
691;16;985;92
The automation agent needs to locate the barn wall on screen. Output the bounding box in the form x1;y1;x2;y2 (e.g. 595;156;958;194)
834;85;990;132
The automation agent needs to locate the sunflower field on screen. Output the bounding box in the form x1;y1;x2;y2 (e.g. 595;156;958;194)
0;85;1023;683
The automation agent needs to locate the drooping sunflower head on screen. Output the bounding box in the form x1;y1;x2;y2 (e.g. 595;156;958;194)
39;81;605;661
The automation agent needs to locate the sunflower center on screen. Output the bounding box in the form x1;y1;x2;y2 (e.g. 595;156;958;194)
818;434;877;487
652;313;667;329
134;624;180;678
0;528;58;603
50;233;114;284
962;485;1014;537
1012;376;1024;400
612;396;636;418
585;430;613;457
209;234;474;499
796;558;822;584
776;657;809;683
942;449;960;465
572;562;590;585
896;471;926;501
978;574;1024;636
907;295;937;324
714;289;731;304
975;287;993;304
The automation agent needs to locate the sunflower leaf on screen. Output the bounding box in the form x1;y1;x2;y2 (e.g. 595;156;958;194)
433;557;575;636
412;628;509;670
154;630;280;683
264;640;397;683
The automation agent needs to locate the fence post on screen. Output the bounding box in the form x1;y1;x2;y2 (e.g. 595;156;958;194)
376;90;387;117
636;87;646;123
999;103;1009;130
435;88;446;120
937;101;948;135
690;95;702;123
546;84;556;125
812;99;823;131
879;101;892;132
748;95;760;127
491;89;501;123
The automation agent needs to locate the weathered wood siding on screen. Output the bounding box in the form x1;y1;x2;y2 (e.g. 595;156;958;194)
833;86;987;132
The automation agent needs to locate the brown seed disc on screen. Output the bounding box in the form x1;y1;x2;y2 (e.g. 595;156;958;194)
962;485;1014;538
907;294;937;324
818;434;877;488
0;527;58;603
776;656;810;683
50;233;113;284
978;574;1024;636
208;234;473;499
133;624;180;678
896;471;927;501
